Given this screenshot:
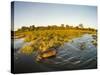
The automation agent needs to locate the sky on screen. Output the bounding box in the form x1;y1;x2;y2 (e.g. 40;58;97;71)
13;1;97;31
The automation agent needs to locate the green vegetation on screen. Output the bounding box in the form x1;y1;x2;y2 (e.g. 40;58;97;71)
12;24;97;55
20;45;33;55
91;34;97;46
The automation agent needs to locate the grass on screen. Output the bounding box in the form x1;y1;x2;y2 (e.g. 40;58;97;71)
20;45;34;55
14;26;97;55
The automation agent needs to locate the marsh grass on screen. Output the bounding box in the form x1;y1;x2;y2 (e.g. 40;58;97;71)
14;26;97;55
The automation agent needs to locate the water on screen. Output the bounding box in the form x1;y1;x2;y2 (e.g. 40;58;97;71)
54;34;97;66
13;34;97;73
14;38;25;50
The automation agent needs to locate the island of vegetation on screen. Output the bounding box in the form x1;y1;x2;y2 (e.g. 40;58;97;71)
12;24;97;61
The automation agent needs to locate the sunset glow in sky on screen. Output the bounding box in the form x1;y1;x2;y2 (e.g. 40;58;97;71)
13;1;97;30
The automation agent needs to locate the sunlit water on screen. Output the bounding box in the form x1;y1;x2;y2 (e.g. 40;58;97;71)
14;38;24;50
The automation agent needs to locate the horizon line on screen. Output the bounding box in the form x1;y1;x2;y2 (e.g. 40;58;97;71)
13;23;97;31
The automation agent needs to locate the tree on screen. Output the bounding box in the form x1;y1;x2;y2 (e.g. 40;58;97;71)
61;24;64;27
79;24;84;28
30;25;35;30
21;26;29;31
66;25;69;28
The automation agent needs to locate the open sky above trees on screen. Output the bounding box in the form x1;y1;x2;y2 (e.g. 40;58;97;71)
13;1;97;31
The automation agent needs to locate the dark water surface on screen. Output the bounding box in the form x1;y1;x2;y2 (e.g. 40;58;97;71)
13;34;97;73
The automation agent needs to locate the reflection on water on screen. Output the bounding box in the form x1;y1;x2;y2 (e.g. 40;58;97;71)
53;34;97;65
13;34;97;73
14;38;25;51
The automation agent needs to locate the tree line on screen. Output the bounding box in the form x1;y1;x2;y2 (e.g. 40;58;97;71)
15;24;97;32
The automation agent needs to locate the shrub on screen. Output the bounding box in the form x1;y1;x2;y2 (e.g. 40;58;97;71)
20;45;34;55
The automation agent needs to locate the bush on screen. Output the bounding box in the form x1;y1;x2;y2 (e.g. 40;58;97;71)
20;45;34;55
